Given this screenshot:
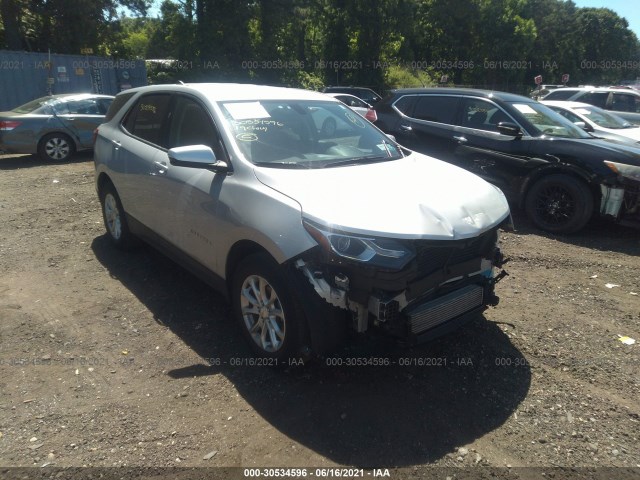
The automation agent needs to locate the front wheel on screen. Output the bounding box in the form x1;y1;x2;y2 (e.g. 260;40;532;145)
231;254;302;361
524;174;593;234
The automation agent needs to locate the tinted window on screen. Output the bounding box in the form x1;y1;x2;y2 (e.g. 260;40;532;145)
123;94;172;147
106;92;136;122
579;92;609;109
543;89;576;100
412;96;460;124
167;96;223;158
393;95;416;115
611;93;640;113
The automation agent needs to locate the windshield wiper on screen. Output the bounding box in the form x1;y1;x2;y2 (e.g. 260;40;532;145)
322;155;392;168
255;161;310;169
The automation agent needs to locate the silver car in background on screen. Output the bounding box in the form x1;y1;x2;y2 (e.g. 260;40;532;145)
94;83;511;360
0;93;113;161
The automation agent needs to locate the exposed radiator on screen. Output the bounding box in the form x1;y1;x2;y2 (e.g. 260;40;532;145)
407;285;484;334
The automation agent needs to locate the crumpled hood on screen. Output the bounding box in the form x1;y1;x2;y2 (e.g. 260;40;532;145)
253;153;510;240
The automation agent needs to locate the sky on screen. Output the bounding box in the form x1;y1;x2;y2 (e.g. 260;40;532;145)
572;0;640;38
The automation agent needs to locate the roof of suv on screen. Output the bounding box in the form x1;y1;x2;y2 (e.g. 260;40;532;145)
546;86;640;95
117;83;335;102
387;88;530;103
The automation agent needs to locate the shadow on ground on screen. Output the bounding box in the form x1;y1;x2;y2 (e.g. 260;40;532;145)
508;208;638;256
92;235;531;467
0;152;92;170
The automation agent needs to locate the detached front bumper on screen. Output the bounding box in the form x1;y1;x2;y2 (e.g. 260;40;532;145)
295;227;508;344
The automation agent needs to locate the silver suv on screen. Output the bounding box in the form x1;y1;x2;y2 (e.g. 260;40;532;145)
94;83;511;360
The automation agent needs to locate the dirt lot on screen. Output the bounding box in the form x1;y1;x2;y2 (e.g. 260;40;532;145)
0;153;638;478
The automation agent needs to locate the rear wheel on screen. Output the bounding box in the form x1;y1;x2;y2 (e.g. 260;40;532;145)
524;174;593;234
38;133;75;162
99;182;137;249
231;254;302;361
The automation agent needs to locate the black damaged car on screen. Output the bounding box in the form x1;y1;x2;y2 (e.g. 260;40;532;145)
374;88;640;233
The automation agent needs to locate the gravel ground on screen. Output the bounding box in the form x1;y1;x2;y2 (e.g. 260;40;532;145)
0;153;638;479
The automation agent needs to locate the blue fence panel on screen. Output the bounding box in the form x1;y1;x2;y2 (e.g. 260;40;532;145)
0;50;147;110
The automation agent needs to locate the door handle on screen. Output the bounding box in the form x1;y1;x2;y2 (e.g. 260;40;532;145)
111;140;121;150
154;161;168;174
400;124;412;132
453;135;467;143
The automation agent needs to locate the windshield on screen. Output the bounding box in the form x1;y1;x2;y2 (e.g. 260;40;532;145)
509;101;592;139
219;100;401;168
572;105;633;129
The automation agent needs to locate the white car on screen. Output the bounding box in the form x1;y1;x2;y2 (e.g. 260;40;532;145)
542;100;640;144
326;93;377;122
94;83;511;360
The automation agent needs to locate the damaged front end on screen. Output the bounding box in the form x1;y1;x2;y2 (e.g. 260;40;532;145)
296;219;509;344
600;161;640;228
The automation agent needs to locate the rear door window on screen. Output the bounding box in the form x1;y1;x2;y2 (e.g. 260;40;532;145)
412;96;460;125
122;94;172;147
543;89;576;100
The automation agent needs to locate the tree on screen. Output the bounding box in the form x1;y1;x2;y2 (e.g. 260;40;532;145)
1;0;24;50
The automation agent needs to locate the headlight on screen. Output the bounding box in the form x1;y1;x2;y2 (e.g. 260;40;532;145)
604;160;640;182
303;220;415;270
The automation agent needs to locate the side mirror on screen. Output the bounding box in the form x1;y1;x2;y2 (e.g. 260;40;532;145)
168;145;229;173
498;122;523;138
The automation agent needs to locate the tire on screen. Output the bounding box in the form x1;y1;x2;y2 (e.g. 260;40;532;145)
99;182;138;249
524;174;594;234
231;253;303;361
38;133;75;162
320;117;337;137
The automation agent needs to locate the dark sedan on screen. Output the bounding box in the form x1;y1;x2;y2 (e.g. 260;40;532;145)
0;93;114;161
374;88;640;233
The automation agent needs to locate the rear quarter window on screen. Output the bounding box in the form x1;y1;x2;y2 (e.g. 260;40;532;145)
105;92;136;122
579;92;609;109
392;95;417;115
